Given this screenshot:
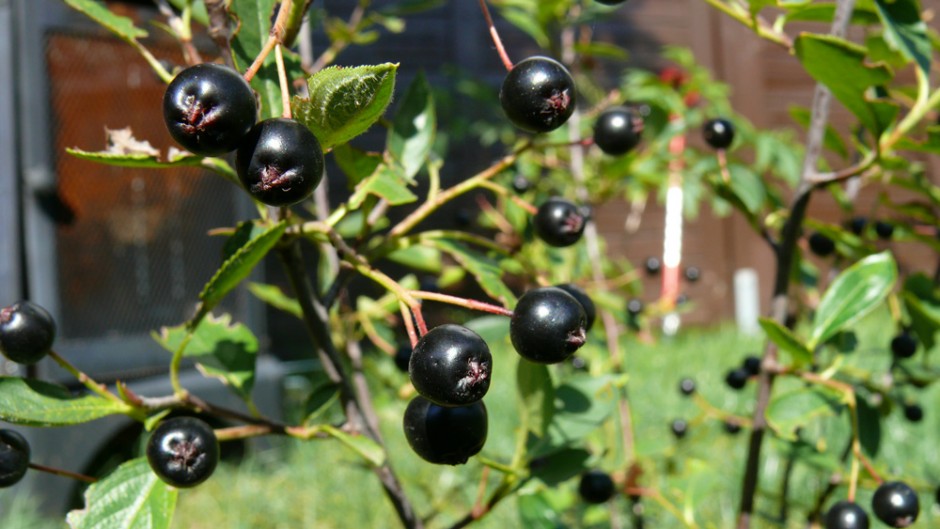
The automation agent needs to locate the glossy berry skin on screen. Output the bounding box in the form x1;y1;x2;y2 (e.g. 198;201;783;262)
702;118;735;150
146;417;219;488
578;470;615;504
236;118;324;207
890;332;917;359
871;481;919;527
679;378;696;396
809;232;836;257
684;266;701;283
556;283;596;331
742;355;761;376
402;396;487;465
511;175;532;194
847;217;867;236
500;56;576;133
0;429;30;488
725;367;749;390
824;500;870;529
533;198;586;247
510;287;587;364
644;256;661;276
874;221;894;240
670;419;688;439
163;63;257;156
903;404;923;423
0;301;56;365
595;0;627;5
626;299;644;316
593;106;642;155
408;324;492;407
393;344;412;373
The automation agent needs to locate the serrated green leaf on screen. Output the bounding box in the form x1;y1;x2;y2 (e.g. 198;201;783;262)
759;318;813;367
199;221;287;314
321;425;386;467
517;359;554;438
348;164;417;208
430;239;517;306
388;72;435;180
0;377;132;426
248;282;303;319
154;314;259;401
766;387;843;441
809;251;897;348
67;458;177;529
291;64;398;149
67;148;201;169
794;33;898;136
874;0;932;75
63;0;147;43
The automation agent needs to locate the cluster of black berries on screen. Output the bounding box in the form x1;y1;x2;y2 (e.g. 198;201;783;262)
163;63;324;207
402;285;592;465
824;481;920;528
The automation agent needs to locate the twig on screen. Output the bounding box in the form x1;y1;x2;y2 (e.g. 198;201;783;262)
477;0;514;71
29;462;97;484
243;0;294;82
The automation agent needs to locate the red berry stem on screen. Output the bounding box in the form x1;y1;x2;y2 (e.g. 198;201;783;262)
477;0;514;72
717;148;731;183
409;290;514;318
400;301;420;348
28;462;98;484
477;180;539;215
243;0;294;83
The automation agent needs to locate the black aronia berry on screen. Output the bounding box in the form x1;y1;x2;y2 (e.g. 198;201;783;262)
824;500;870;529
0;300;56;365
871;481;919;527
808;231;836;257
0;429;30;488
890;332;917;359
533;198;587;247
236;118;324;207
408;324;492;407
402;396;487;465
163;63;257;156
510;287;587;364
578;470;615;504
500;56;576;133
702;118;735;150
555;283;596;331
146;417;220;488
593;105;643;155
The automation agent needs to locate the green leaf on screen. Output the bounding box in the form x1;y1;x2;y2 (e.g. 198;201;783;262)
788;106;848;159
0;377;132;426
545;374;617;450
199;221;287;315
766;387;843;441
248;282;303;319
384;246;443;274
517;359;554;438
347;164;417;208
725;164;767;215
809;251;897;348
430;239;517;306
794;33;898;136
320;425;386;467
388;72;435;180
230;0;277;117
63;0;147;43
154;313;259;401
874;0;932;75
901;273;940;350
517;492;563;529
291;64;398;150
856;395;881;457
66;148;204;169
67;458;177;529
332;144;383;187
528;448;590;487
759;318;813;367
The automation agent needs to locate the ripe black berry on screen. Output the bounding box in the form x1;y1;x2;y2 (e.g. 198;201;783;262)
408;324;492;407
0;429;30;488
846;217;867;236
723;421;742;435
556;284;596;331
725;368;749;390
684;266;701;283
626;299;644;316
146;417;219;488
702;118;735;150
402;396;487;465
874;221;894;240
903;403;923;423
871;481;919;527
500;56;576;133
808;232;836;257
394;344;412;373
510;287;587;364
679;377;696;396
0;301;56;365
163;63;257;156
742;355;761;376
511;174;532;194
644;256;661;276
533;198;587;247
595;0;628;5
578;470;615;504
890;332;917;359
593;106;642;155
824;500;870;529
670;419;688;439
236;118;324;207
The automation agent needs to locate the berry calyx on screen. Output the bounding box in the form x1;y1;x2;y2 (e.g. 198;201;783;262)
578;470;615;504
556;283;596;331
0;301;56;365
725;367;749;390
146;417;219;488
808;232;836;257
0;429;30;488
702;118;735;150
824;500;870;529
510;287;587;364
871;481;919;528
678;377;696;396
533;198;587;247
593;106;642;155
499;56;576;133
402;396;487;465
890;332;917;359
236;118;324;207
163;63;257;156
408;324;492;407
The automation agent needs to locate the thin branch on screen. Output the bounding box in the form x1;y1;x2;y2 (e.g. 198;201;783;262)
29;462;97;484
477;0;514;71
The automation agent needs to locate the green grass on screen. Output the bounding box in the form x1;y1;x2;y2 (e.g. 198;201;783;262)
3;319;938;528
